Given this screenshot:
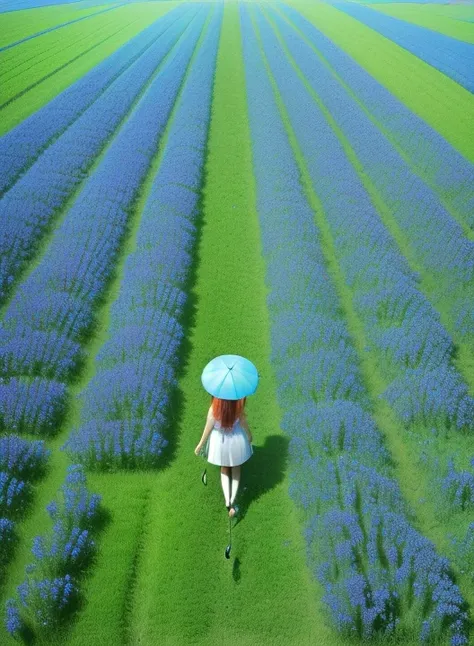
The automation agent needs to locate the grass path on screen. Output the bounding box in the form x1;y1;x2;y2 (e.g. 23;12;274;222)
287;0;474;164
0;3;177;135
250;7;474;620
126;5;334;645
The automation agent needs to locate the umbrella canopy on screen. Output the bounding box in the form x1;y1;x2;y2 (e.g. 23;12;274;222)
201;354;259;400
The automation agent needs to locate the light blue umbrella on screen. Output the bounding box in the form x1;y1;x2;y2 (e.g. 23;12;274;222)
201;354;259;400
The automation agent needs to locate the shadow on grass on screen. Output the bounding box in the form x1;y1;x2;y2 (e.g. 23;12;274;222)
221;435;288;583
232;434;290;529
0;530;19;597
232;557;241;583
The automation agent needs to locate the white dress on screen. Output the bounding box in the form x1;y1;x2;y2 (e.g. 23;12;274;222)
206;417;253;467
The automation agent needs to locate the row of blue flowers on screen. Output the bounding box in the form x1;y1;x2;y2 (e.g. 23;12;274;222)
277;3;474;241
0;435;50;572
0;7;210;438
4;464;101;640
254;7;474;516
270;4;474;346
334;1;474;94
63;4;223;470
241;5;469;643
0;4;193;305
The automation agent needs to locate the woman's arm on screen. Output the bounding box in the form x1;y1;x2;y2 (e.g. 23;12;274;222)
198;407;215;445
194;408;215;456
240;411;252;442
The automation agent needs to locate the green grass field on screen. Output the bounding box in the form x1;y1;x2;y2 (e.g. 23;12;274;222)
372;3;474;43
1;1;474;644
0;3;114;48
289;0;474;163
0;2;178;133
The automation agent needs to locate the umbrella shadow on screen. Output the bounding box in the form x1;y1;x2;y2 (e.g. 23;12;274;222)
231;434;289;528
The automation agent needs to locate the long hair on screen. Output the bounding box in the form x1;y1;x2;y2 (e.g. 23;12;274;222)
211;396;246;430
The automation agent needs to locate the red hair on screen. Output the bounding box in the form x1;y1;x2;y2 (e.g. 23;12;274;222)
211;396;246;430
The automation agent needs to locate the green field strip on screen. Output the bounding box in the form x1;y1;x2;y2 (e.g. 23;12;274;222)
0;3;111;49
427;5;474;22
126;5;336;646
0;12;192;324
60;477;154;646
261;6;474;399
0;5;133;79
287;0;474;164
0;17;123;84
0;3;123;51
0;12;137;106
0;12;204;643
0;3;177;135
251;7;474;623
372;4;474;43
271;3;474;242
0;27;130;109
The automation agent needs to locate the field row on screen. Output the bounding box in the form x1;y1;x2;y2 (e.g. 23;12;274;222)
288;0;474;162
372;3;474;44
242;4;473;642
1;2;223;639
0;2;176;134
0;3;120;51
1;2;474;644
333;1;474;93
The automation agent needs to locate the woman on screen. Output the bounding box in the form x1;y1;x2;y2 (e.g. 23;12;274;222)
195;396;253;518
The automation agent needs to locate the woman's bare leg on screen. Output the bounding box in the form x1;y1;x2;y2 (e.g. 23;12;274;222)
230;465;241;506
220;466;231;506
